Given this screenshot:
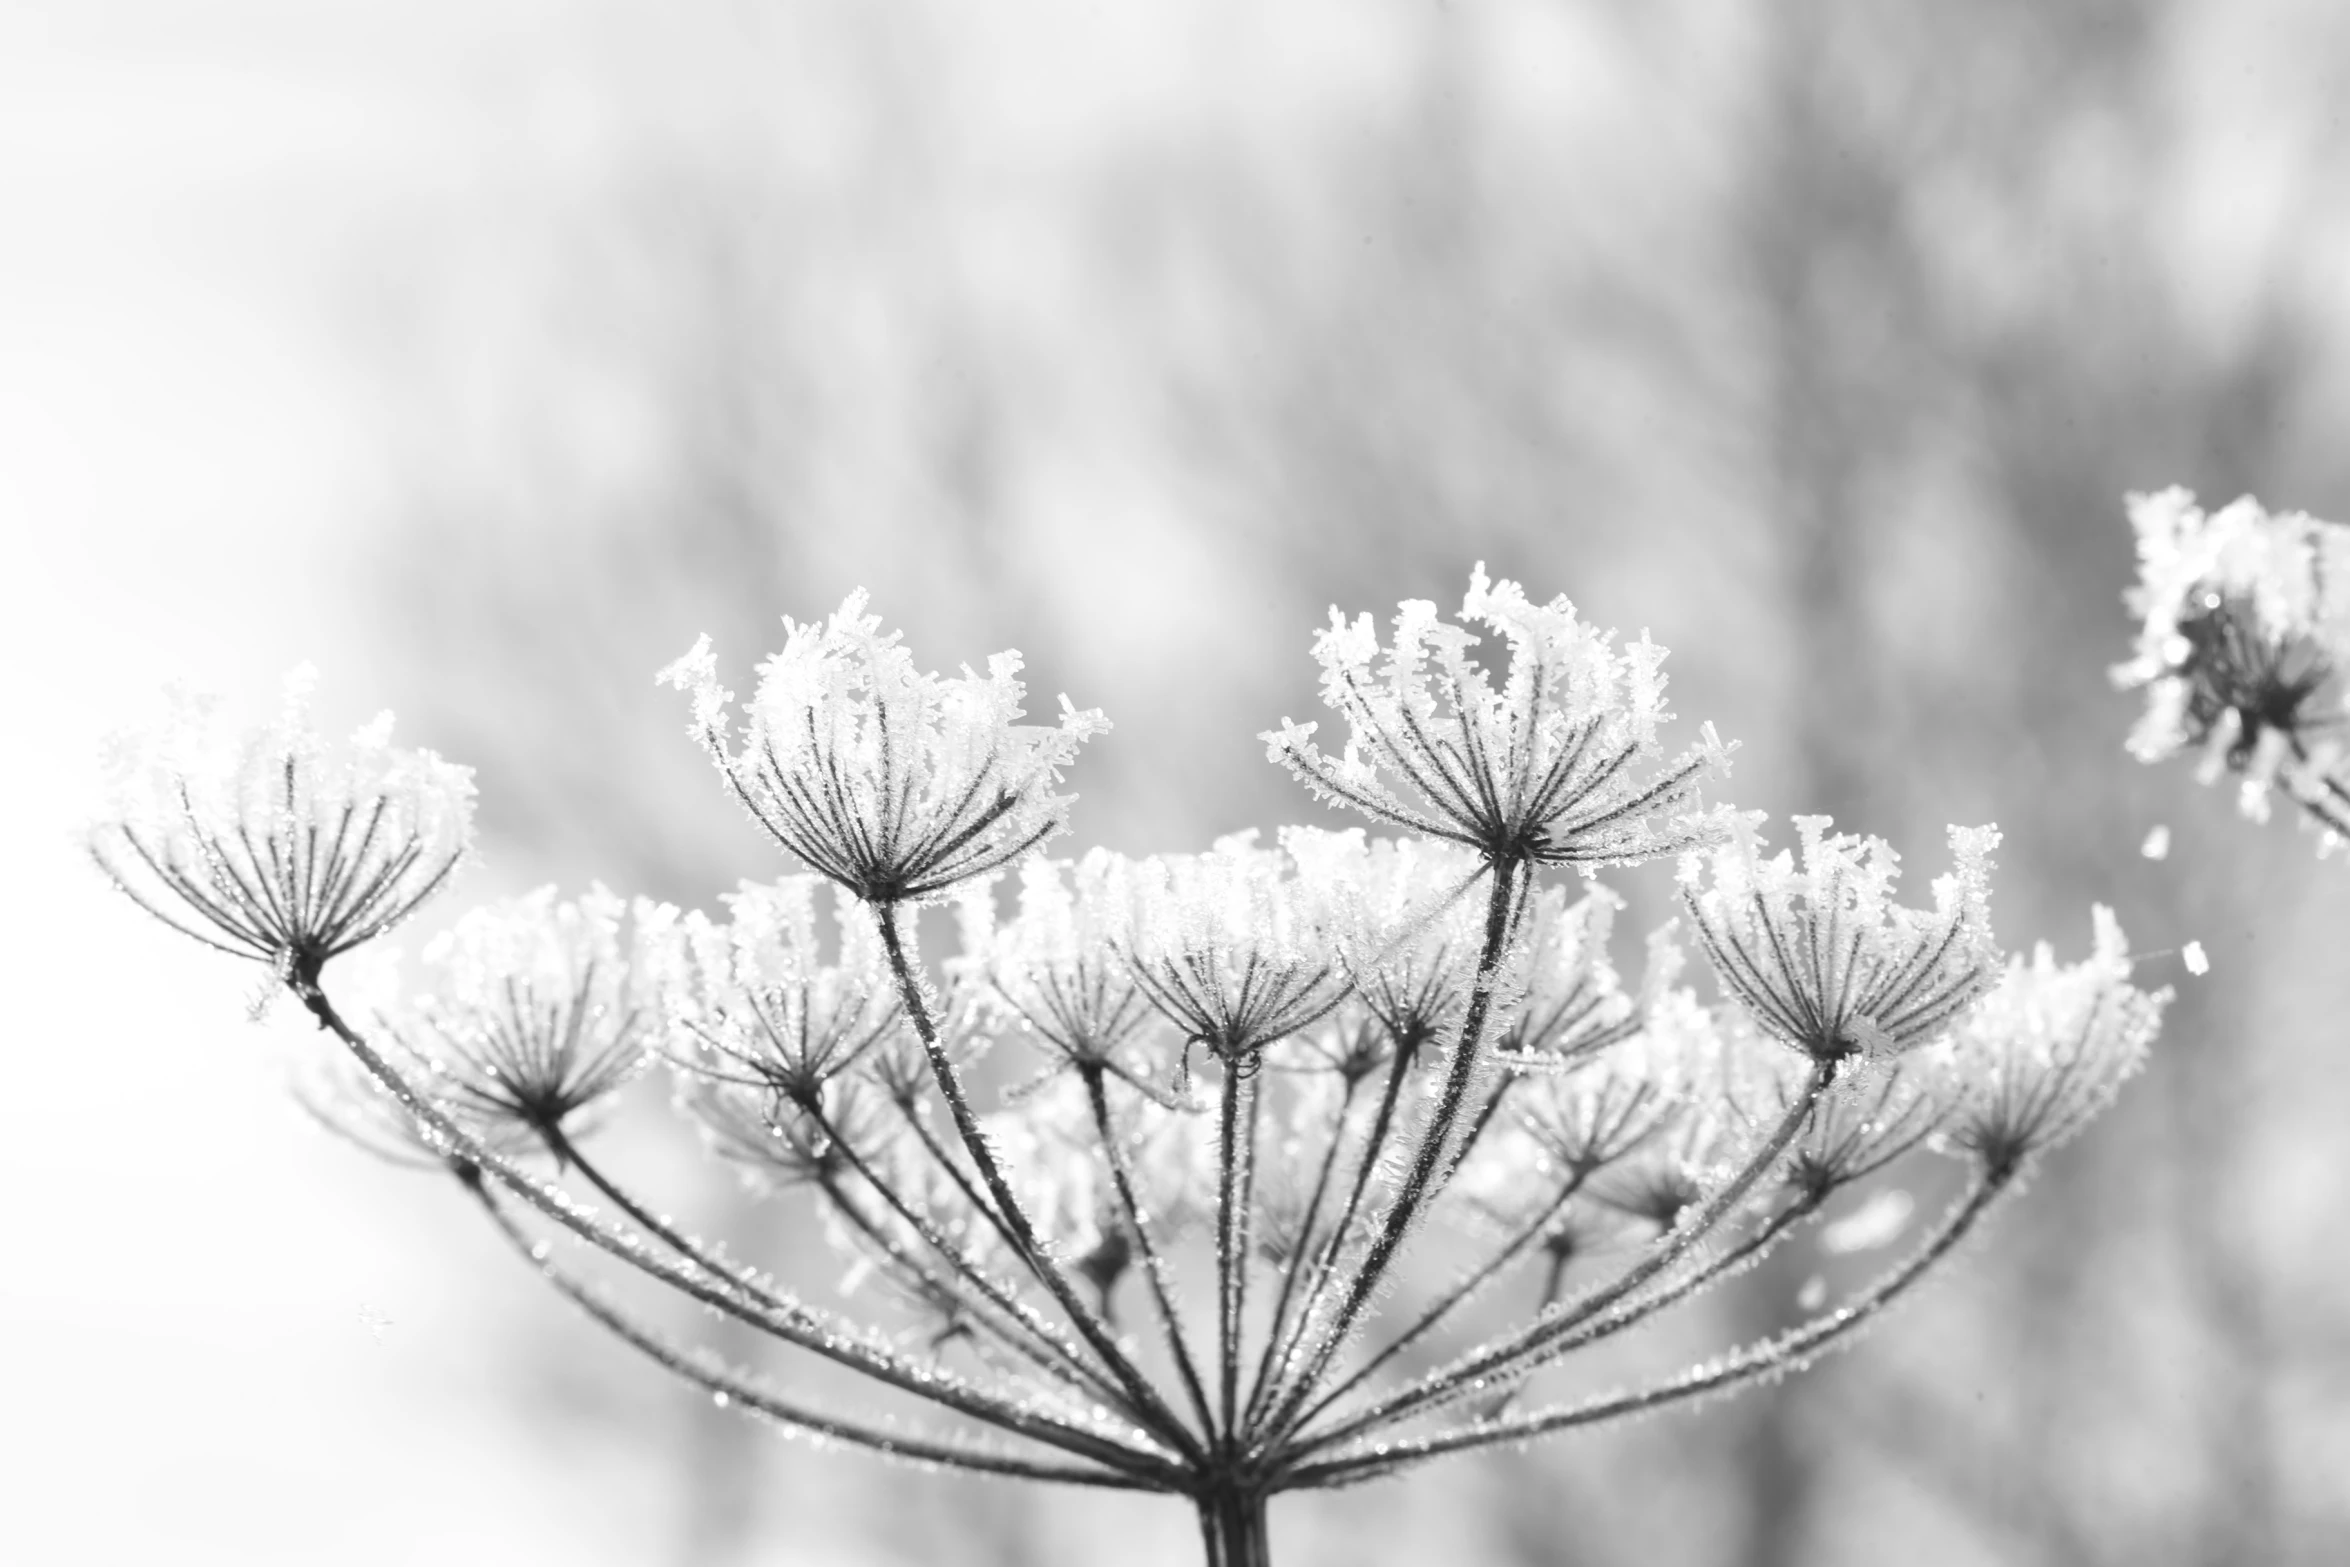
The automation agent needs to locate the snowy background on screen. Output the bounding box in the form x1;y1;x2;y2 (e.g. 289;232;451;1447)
7;2;2350;1563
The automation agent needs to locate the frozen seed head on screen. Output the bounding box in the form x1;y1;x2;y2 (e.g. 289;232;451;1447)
90;667;475;980
1110;832;1352;1073
687;1075;901;1194
1282;827;1495;1049
1493;886;1641;1070
1943;907;2167;1179
2114;488;2350;844
382;886;673;1151
672;877;906;1104
988;852;1168;1096
1264;566;1736;868
1681;816;2001;1067
659;591;1109;905
295;1035;534;1173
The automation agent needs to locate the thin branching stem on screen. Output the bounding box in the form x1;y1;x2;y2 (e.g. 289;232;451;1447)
874;903;1209;1463
1286;1057;1833;1456
462;1172;1159;1490
797;1097;1137;1412
1247;1029;1418;1435
1292;1168;1591;1430
1257;858;1525;1449
1276;1169;2007;1486
1241;1074;1362;1431
293;974;1179;1477
808;1170;1115;1397
1081;1064;1218;1438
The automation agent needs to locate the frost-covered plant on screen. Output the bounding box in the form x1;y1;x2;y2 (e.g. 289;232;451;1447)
2115;487;2350;851
90;573;2166;1567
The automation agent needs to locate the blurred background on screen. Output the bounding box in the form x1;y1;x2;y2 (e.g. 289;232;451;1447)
7;0;2350;1562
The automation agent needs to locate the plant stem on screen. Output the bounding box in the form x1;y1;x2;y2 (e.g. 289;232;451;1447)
873;901;1206;1462
1195;1484;1274;1567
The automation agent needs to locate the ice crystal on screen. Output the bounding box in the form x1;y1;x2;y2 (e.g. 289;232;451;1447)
1680;816;2001;1066
90;667;475;975
660;592;1109;903
1265;567;1735;867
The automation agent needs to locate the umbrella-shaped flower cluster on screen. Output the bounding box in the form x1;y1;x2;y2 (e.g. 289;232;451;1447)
87;570;2170;1566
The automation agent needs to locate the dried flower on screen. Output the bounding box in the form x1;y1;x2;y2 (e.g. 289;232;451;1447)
90;666;474;978
1265;566;1734;867
1680;816;2001;1066
673;877;906;1103
990;852;1174;1100
2114;488;2350;843
660;592;1109;903
1942;907;2167;1179
1112;833;1352;1077
385;886;673;1152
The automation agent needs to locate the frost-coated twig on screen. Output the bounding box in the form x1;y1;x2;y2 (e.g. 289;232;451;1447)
465;1172;1161;1489
1275;1169;2007;1486
876;902;1208;1462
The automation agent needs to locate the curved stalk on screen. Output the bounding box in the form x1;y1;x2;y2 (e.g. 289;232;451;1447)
1277;1168;2007;1487
1288;1169;1590;1431
294;975;1179;1478
1286;1057;1832;1456
464;1172;1158;1490
1245;1025;1421;1435
1082;1064;1218;1437
874;904;1207;1462
1256;859;1525;1447
1240;1074;1361;1431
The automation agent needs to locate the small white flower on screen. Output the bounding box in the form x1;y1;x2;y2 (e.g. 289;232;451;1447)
660;591;1109;904
1680;816;2001;1066
1264;567;1735;868
90;667;475;979
1942;907;2167;1177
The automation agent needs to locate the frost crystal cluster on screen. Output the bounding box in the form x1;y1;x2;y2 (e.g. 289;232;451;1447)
90;570;2168;1567
2115;487;2350;851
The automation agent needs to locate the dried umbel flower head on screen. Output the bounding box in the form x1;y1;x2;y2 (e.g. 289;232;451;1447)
1112;832;1352;1076
89;666;474;979
1265;565;1734;867
295;1031;538;1173
673;877;906;1105
1942;906;2167;1180
88;574;2182;1564
1681;815;2001;1067
1280;827;1494;1049
384;886;675;1156
990;852;1180;1103
661;591;1110;904
2115;488;2350;846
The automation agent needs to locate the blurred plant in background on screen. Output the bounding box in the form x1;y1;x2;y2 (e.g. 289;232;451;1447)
89;573;2170;1565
